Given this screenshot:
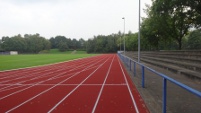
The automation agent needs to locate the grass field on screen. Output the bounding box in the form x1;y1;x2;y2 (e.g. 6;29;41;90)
48;49;87;54
0;51;95;71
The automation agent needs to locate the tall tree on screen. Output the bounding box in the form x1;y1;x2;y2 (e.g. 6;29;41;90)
49;37;56;49
79;38;86;50
0;39;3;51
24;34;50;53
152;0;201;49
125;33;138;51
58;41;68;52
72;39;79;50
54;36;68;49
186;29;201;49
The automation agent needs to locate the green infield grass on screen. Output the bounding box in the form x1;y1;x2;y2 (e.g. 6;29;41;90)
0;54;95;71
48;49;87;54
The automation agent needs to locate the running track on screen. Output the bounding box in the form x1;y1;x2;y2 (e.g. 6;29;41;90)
0;54;149;113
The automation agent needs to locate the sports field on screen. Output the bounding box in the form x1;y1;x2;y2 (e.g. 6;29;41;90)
0;54;149;113
0;52;95;71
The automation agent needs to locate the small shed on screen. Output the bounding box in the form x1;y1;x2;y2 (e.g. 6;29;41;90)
10;51;18;55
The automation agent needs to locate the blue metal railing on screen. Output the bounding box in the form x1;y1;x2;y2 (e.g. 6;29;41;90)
118;53;201;113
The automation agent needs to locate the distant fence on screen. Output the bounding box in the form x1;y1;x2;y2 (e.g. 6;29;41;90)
118;53;201;113
0;51;18;55
0;52;10;55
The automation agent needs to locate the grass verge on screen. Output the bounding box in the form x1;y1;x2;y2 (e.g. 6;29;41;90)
0;54;95;71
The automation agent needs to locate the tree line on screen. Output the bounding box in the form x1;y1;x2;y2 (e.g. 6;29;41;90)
86;33;119;53
122;29;201;51
0;29;200;54
0;34;86;53
49;36;86;52
0;34;50;53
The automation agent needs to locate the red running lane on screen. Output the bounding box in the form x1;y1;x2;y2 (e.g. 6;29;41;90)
0;54;150;113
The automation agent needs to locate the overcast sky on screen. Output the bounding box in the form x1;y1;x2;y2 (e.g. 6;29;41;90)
0;0;152;40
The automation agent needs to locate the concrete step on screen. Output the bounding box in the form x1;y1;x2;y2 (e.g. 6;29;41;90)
140;58;201;80
142;54;201;63
142;56;201;72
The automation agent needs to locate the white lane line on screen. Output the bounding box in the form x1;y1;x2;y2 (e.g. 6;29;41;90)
1;56;107;99
117;56;139;113
0;71;56;90
0;70;65;92
0;55;99;83
0;55;98;73
0;56;102;92
5;56;108;113
0;56;96;84
0;62;100;93
47;55;112;113
0;69;52;83
91;55;115;113
0;84;127;86
0;72;66;100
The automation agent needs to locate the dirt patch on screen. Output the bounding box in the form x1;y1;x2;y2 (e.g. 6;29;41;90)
71;50;77;54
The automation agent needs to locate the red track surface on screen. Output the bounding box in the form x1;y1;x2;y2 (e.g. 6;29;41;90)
0;54;150;113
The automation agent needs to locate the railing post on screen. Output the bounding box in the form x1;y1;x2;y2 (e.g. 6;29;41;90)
163;78;167;113
141;66;145;88
126;57;128;67
129;59;131;71
134;62;136;76
127;58;129;67
126;57;127;67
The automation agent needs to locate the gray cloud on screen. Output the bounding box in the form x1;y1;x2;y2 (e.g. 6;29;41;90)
0;0;152;40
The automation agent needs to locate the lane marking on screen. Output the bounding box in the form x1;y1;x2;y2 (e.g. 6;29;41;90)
0;56;104;92
0;72;66;100
1;56;106;99
47;55;112;113
5;55;109;113
0;61;102;93
0;55;102;86
0;56;100;84
117;56;139;113
91;55;115;113
0;55;99;72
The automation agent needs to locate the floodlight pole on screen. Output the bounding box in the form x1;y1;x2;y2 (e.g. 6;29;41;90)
122;17;125;55
138;0;141;63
